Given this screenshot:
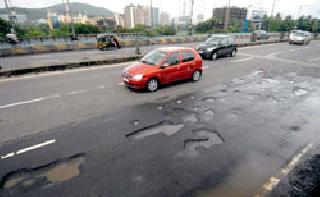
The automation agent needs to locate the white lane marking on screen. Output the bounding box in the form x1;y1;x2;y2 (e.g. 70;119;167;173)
255;143;313;196
1;139;56;160
230;57;254;63
0;94;61;110
118;82;125;86
64;90;87;95
290;49;296;52
203;66;209;70
100;85;105;89
0;89;88;110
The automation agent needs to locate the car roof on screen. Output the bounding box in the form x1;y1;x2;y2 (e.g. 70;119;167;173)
156;47;194;52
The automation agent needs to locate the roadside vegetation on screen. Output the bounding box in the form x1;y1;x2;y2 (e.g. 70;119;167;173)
1;15;319;41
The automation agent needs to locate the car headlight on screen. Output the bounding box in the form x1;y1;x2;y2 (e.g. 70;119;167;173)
133;74;143;81
207;47;216;52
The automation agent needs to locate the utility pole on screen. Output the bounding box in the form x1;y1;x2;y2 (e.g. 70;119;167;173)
4;0;16;34
188;0;194;35
64;0;75;39
224;0;231;30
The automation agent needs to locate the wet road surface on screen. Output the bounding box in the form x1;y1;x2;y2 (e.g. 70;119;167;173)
1;40;320;196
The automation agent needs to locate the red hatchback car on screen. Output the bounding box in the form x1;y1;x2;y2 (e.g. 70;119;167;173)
122;47;203;91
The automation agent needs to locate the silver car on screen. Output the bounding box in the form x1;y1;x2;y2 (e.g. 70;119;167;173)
289;31;312;45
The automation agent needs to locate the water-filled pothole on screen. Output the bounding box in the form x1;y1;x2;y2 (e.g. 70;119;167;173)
126;121;184;139
1;154;85;190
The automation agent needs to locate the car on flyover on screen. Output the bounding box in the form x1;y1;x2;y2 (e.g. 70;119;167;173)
122;47;203;92
254;30;270;40
289;31;312;45
196;34;237;60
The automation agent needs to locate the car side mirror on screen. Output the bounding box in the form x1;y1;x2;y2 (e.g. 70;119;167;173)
160;63;169;69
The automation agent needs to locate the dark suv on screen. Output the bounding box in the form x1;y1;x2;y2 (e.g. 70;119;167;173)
196;35;237;60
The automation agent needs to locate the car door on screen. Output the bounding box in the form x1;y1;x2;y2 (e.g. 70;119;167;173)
160;52;181;83
180;50;195;79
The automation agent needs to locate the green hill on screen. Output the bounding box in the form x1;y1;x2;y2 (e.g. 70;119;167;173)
0;2;113;21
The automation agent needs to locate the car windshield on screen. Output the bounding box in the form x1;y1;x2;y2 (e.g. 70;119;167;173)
206;37;225;45
141;51;167;65
293;33;305;37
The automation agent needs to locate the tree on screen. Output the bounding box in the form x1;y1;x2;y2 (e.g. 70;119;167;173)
0;18;12;39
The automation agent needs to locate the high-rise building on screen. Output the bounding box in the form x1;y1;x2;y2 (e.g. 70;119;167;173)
160;12;171;25
47;11;59;30
124;4;160;28
212;6;248;28
124;3;136;28
135;5;145;25
114;14;125;28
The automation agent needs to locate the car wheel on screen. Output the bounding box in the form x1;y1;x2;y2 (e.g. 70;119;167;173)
147;78;159;92
230;50;236;57
211;52;217;60
192;70;201;81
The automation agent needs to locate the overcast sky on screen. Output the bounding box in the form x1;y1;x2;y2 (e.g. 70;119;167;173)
1;0;320;19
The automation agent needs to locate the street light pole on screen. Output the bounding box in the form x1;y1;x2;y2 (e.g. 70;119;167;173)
224;0;231;30
188;0;194;35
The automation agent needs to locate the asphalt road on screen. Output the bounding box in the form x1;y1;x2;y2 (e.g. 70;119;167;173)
0;42;202;70
1;40;320;196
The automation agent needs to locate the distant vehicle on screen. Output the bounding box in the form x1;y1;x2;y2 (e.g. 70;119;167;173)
254;30;270;40
97;33;121;50
6;33;19;44
289;31;312;45
122;47;203;92
196;34;237;60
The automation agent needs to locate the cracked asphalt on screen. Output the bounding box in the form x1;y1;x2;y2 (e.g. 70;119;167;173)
1;41;320;196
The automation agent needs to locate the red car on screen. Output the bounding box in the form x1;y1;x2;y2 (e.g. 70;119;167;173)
122;47;203;91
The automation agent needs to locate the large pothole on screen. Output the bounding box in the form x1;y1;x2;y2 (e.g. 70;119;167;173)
0;154;86;191
126;121;184;139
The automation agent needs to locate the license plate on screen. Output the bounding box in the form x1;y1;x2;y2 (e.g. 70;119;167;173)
199;51;203;54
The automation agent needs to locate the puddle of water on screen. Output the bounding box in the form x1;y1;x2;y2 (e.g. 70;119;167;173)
128;122;184;139
43;157;85;182
2;155;85;189
294;88;308;96
202;97;217;103
4;177;24;189
183;114;199;123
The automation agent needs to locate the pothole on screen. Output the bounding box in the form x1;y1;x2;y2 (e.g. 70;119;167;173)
202;97;217;103
184;129;224;154
0;154;85;190
204;109;215;117
126;121;184;139
182;114;199;123
228;109;242;119
289;125;301;131
294;88;309;96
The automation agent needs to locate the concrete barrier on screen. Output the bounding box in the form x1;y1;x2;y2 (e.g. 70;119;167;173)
1;33;319;58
